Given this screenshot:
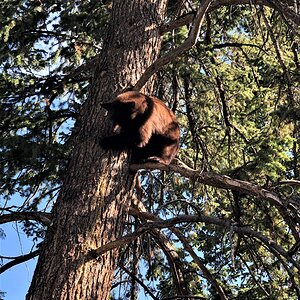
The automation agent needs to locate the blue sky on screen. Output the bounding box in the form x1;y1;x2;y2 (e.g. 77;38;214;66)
1;222;37;299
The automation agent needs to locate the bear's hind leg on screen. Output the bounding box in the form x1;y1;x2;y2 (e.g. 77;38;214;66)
138;135;179;165
158;141;179;165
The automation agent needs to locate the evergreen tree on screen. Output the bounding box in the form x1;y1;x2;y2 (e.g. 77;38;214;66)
0;0;299;299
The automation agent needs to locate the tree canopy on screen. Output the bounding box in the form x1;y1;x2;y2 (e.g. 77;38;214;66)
0;0;299;299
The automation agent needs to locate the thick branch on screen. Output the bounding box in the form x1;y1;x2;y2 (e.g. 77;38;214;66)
160;13;195;34
130;160;299;211
89;227;149;258
0;212;52;226
133;0;213;91
0;250;39;274
91;212;300;270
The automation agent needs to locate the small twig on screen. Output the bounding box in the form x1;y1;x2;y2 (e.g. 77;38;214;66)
273;180;300;187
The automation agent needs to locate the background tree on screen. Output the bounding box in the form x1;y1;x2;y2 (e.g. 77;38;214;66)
0;0;299;299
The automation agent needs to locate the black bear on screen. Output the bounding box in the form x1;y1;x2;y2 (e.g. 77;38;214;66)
100;91;180;165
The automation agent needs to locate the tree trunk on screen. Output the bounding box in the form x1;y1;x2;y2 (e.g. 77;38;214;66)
26;1;167;299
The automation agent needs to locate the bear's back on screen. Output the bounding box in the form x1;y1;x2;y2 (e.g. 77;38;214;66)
148;96;178;134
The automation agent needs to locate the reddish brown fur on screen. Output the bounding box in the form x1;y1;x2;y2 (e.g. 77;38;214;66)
100;91;180;164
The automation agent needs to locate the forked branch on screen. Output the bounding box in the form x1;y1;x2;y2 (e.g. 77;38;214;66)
133;203;229;300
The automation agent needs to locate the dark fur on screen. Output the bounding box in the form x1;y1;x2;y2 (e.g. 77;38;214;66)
100;91;180;164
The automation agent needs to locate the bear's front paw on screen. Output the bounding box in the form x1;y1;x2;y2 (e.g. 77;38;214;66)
144;156;166;164
136;140;148;148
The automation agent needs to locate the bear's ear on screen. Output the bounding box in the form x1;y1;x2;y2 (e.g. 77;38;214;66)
101;102;113;110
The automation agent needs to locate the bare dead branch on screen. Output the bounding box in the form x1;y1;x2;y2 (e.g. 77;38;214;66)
0;250;39;274
118;264;159;300
273;180;300;187
149;229;190;296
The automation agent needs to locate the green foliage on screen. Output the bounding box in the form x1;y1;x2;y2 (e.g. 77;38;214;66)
0;0;109;209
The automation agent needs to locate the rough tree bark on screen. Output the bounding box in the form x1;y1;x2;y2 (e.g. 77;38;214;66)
26;1;168;299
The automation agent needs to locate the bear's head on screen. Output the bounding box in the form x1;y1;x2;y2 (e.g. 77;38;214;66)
101;91;148;128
